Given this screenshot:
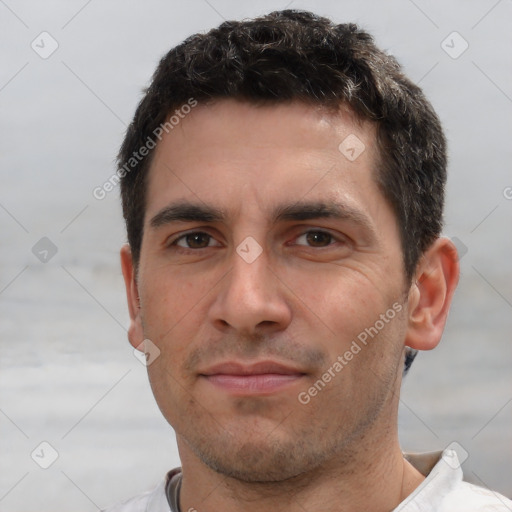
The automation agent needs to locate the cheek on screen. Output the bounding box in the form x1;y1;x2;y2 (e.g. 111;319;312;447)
287;267;392;328
290;268;406;369
138;276;202;371
140;269;211;329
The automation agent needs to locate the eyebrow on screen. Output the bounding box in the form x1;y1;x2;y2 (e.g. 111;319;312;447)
150;202;224;228
149;199;376;237
273;201;372;228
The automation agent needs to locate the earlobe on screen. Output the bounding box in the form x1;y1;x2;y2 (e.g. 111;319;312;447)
405;237;460;351
120;244;145;350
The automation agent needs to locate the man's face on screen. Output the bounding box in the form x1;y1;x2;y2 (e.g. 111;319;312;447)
126;99;412;482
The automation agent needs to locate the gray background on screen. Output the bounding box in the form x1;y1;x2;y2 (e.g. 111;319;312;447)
1;0;511;510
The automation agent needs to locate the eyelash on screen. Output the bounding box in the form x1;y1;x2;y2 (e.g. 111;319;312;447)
168;229;343;250
170;231;221;249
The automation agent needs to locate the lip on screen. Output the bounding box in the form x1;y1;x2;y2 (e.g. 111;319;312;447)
200;360;305;376
199;360;306;395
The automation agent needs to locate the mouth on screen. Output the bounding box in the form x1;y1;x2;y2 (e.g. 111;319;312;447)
199;360;307;395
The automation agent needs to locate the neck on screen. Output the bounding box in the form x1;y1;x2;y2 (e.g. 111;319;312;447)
177;430;425;512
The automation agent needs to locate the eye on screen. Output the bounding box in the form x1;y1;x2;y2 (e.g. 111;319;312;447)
295;230;337;247
172;231;221;249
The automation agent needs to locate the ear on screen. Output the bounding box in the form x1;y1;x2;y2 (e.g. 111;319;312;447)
405;237;460;351
120;244;144;350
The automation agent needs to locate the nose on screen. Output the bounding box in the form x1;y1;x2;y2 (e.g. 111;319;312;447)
208;247;292;336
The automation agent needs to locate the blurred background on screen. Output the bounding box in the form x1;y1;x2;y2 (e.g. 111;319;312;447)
1;0;511;510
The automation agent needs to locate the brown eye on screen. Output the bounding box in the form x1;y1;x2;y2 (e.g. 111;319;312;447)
174;232;218;249
296;230;334;247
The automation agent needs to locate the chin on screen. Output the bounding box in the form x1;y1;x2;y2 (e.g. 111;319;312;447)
185;428;332;483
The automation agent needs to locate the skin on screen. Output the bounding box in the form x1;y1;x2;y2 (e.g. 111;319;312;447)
121;99;459;512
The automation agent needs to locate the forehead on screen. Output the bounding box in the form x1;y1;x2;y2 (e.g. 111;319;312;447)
155;99;374;157
145;99;383;223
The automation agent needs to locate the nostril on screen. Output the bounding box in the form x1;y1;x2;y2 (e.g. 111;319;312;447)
256;320;279;329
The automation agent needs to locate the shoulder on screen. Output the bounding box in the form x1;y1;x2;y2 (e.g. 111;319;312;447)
101;488;155;512
101;468;181;512
400;450;511;512
440;480;512;511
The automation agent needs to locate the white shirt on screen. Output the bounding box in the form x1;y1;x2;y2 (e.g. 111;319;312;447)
102;449;512;512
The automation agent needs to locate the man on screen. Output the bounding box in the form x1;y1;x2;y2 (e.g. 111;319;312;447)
106;10;511;512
